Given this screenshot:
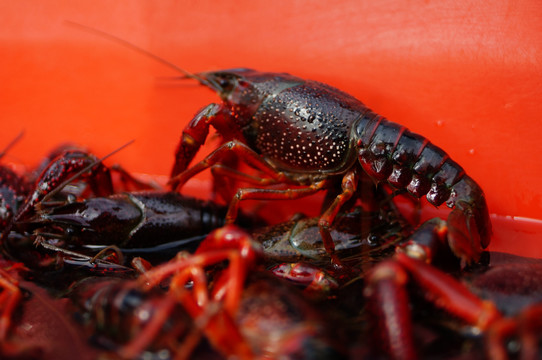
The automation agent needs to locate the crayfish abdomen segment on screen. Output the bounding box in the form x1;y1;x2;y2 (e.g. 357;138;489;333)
354;116;465;206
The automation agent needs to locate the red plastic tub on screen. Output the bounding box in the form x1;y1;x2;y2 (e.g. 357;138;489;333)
2;1;542;256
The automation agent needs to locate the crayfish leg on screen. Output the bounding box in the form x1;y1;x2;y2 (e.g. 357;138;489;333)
0;268;22;342
137;226;259;359
318;169;359;268
365;253;501;359
397;217;458;268
364;259;416;360
110;164;161;191
171;139;289;193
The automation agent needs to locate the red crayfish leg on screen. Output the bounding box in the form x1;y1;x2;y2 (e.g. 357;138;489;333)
195;225;263;265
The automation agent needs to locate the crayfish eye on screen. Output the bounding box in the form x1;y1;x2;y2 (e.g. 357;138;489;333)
218;78;231;88
214;74;237;93
218;78;230;89
216;73;245;93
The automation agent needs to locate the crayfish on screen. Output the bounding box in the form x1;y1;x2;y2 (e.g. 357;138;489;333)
168;68;491;268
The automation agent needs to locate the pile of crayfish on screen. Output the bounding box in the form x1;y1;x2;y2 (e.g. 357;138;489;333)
1;68;542;360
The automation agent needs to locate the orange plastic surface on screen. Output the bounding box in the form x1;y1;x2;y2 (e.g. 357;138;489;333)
1;1;541;256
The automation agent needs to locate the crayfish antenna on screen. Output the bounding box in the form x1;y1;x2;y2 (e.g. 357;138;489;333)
64;21;212;88
0;130;24;161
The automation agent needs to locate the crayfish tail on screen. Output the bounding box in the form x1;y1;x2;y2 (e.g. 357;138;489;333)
446;176;492;264
447;206;483;264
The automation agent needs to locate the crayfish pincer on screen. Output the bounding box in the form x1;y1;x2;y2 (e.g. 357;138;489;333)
170;69;492;265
